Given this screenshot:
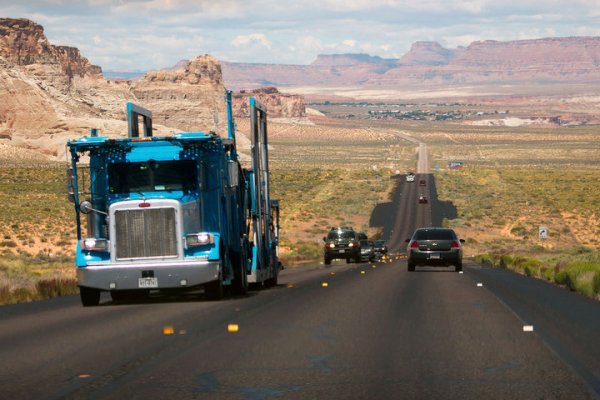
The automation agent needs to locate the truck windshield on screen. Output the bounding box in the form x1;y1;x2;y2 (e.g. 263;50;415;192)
108;160;197;194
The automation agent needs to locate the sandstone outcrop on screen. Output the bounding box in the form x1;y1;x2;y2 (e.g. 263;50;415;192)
232;87;305;118
131;55;227;134
0;18;229;158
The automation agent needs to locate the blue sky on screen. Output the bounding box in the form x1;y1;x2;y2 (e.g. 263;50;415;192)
3;0;600;71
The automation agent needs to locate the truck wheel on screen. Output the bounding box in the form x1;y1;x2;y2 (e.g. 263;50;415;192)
231;264;248;296
265;272;278;288
205;277;223;300
80;286;100;307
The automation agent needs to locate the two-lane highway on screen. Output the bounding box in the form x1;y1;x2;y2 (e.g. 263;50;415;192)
1;260;597;399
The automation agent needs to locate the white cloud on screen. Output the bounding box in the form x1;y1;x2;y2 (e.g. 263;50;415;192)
3;0;599;69
231;33;272;49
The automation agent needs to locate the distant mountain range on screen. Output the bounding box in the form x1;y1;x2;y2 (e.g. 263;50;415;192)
220;37;600;89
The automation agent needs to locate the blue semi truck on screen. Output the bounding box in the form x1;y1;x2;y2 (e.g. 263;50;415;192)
66;92;281;306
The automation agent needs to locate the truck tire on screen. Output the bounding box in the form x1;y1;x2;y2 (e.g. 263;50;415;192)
231;263;248;296
80;286;100;307
205;277;223;300
265;271;278;288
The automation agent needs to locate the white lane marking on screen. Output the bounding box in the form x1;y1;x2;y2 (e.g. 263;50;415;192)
523;325;534;332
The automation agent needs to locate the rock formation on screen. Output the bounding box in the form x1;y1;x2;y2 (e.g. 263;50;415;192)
398;41;457;66
222;37;600;88
131;55;227;134
232;87;305;118
0;18;229;158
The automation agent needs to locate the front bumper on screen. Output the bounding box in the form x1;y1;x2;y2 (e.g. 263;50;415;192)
325;248;360;259
77;259;220;291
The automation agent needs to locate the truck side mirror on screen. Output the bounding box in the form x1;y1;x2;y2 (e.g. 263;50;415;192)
80;200;93;214
66;168;75;203
228;160;239;188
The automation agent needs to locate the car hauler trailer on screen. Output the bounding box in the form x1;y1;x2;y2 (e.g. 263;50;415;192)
66;92;281;306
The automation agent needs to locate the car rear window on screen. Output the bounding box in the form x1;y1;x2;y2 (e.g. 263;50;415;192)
327;230;356;240
413;229;456;240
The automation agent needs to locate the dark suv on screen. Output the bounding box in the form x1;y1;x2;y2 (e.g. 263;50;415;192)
406;228;465;272
323;227;361;265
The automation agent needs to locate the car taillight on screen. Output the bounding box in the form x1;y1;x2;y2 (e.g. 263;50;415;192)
348;242;358;247
326;243;335;248
451;241;461;248
410;241;419;249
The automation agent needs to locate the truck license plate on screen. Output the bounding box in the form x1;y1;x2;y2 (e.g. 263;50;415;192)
139;277;158;288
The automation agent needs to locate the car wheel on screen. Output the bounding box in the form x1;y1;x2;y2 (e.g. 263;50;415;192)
455;263;463;272
407;262;416;272
346;258;351;264
324;256;331;265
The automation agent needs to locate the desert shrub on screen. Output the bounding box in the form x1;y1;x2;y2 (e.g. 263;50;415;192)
541;267;554;281
593;272;600;296
522;259;542;277
554;270;569;286
35;278;78;299
564;262;600;297
475;253;497;266
499;255;514;269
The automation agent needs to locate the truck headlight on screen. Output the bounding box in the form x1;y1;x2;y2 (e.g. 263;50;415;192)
185;233;214;248
81;238;109;251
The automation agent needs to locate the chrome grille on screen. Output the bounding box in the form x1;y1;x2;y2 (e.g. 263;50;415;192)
114;208;177;259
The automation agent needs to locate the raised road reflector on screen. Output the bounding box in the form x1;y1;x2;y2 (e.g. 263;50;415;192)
228;324;239;333
330;271;335;275
78;374;91;379
360;271;365;275
287;283;294;288
322;282;329;287
163;326;175;335
477;283;483;287
523;325;534;332
371;265;376;269
459;271;464;274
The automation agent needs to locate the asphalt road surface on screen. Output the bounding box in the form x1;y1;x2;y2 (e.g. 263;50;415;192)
1;259;599;399
1;142;599;399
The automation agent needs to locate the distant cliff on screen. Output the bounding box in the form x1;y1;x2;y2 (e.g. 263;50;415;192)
222;37;600;88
